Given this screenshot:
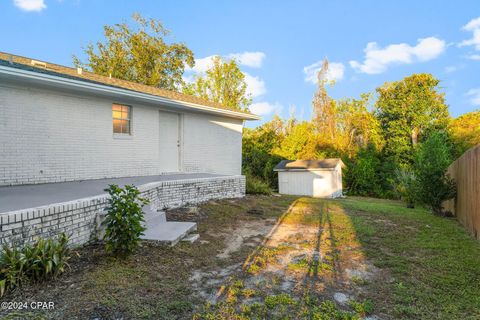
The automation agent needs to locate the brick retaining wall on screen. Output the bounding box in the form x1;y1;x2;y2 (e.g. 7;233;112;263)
0;175;245;247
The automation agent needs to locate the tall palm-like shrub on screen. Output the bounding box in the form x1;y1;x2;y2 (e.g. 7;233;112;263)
395;168;417;208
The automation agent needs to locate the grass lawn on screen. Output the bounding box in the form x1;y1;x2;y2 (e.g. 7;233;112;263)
1;195;479;319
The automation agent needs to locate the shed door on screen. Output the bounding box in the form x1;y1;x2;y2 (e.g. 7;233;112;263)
313;177;328;198
159;111;181;172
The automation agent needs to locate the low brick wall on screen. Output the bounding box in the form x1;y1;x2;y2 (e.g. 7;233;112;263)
0;175;245;247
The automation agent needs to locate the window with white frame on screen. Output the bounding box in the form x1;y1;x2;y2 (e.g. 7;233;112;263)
112;104;131;134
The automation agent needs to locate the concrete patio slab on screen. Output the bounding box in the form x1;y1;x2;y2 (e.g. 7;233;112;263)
0;173;225;214
141;221;197;246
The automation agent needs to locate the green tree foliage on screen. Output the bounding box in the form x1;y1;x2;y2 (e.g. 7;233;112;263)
183;56;251;111
334;94;383;156
242;72;464;203
344;144;383;197
242;116;284;189
449;110;480;156
103;184;149;256
376;74;450;168
73;13;194;90
274;121;321;160
311;60;382;157
414;131;456;215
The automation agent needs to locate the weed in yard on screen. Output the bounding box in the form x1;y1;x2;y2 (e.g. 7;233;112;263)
350;275;368;286
242;288;256;298
348;299;374;316
226;279;244;303
245;246;283;274
287;257;309;271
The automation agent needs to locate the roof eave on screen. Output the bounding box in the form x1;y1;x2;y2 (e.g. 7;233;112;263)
0;65;261;121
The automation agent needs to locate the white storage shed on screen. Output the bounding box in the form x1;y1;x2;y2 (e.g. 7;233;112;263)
274;159;345;198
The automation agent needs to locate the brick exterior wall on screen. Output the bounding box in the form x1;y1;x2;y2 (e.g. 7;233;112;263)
0;83;244;186
183;112;243;174
0;176;245;248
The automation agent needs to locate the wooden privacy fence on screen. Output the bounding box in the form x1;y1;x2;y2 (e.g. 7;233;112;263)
444;145;480;240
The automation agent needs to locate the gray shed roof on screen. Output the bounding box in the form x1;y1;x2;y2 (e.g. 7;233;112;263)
273;159;344;171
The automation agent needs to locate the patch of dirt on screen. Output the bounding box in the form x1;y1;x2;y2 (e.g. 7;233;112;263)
166;205;208;222
215;218;276;259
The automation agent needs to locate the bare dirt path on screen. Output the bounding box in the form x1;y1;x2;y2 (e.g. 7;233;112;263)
189;198;382;319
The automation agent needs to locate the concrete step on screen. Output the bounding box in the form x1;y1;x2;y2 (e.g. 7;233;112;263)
141;221;197;246
143;207;166;223
181;233;200;243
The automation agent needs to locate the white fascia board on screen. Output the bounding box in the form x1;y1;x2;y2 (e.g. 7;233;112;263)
0;65;261;121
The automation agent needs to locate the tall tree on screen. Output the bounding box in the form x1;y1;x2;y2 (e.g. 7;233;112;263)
312;59;337;140
334;93;383;156
449;110;480;155
183;56;251;111
73;13;194;90
376;73;450;167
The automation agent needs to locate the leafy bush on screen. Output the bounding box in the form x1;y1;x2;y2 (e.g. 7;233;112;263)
242;126;283;190
345;144;383;197
103;184;149;255
0;233;70;297
245;174;272;195
414;131;456;215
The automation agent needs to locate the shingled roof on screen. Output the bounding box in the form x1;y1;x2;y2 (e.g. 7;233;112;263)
273;159;345;171
0;51;257;119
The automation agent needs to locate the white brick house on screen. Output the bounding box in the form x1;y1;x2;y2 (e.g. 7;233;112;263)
0;52;259;186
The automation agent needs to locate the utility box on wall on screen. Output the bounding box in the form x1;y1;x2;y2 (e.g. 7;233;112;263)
274;159;344;198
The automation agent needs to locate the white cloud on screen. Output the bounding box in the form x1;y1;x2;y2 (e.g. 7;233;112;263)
187;55;217;73
228;51;265;68
249;102;282;116
467;54;480;60
460;17;480;51
303;61;345;84
350;37;446;74
244;72;266;98
186;54;267;98
467;88;480;105
13;0;46;11
182;74;194;84
188;51;266;72
463;17;480;32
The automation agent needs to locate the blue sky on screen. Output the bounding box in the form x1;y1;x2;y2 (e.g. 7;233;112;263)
1;0;480;127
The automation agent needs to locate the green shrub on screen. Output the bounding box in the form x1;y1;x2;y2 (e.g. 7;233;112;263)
414;131;456;215
103;184;149;255
345;144;383;197
0;233;70;297
245;175;272;195
395;168;417;208
242;124;284;190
